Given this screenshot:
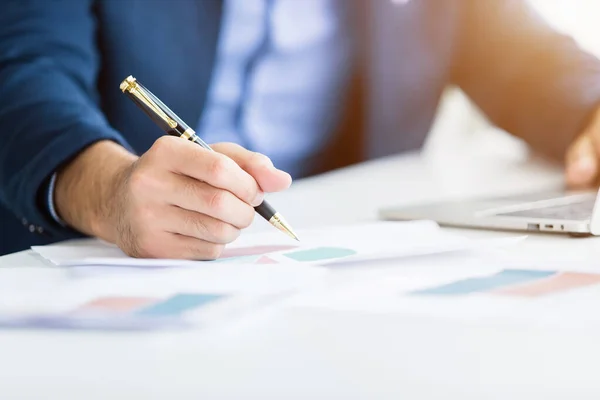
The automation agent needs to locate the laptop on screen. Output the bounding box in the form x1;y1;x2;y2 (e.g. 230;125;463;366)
379;188;600;236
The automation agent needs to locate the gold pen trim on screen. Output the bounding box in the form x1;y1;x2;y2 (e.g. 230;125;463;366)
119;75;136;93
119;76;178;129
181;128;195;141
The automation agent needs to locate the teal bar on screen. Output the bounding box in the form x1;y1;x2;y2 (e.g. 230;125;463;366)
137;293;224;316
211;255;261;264
283;247;356;262
411;269;556;296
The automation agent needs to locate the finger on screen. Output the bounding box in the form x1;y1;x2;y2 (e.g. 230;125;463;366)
160;205;241;244
151;137;263;206
165;174;255;229
150;234;226;260
170;234;226;260
565;134;598;187
211;143;292;193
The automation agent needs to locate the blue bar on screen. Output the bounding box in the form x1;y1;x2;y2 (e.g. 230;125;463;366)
137;293;224;316
411;269;556;296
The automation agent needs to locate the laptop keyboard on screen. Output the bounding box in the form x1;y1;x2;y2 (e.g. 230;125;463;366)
496;198;596;221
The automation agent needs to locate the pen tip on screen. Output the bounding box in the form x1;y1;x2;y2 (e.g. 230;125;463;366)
270;213;300;242
282;224;300;242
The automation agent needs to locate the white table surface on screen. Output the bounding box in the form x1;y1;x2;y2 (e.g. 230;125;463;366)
3;147;600;399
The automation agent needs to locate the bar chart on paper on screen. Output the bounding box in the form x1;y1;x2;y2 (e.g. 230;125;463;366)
410;269;600;298
214;245;357;265
0;293;231;332
78;293;226;316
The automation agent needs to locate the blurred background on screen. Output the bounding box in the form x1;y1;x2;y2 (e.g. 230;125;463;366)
421;0;600;164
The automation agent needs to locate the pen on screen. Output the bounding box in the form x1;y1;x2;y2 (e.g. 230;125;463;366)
119;75;299;241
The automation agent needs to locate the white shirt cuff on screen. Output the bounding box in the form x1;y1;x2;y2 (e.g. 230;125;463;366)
47;172;66;227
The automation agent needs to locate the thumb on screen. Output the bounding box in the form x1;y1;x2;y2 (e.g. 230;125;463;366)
565;134;598;188
211;143;292;193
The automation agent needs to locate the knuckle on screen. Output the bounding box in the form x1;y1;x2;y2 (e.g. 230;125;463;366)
238;206;255;229
207;155;230;182
208;190;228;213
152;136;177;155
241;182;259;204
212;222;240;243
204;244;225;260
211;221;227;240
249;151;273;169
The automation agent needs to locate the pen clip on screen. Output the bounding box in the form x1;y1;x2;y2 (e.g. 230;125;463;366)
120;76;178;129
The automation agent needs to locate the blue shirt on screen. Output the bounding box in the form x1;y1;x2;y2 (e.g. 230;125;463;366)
48;0;351;224
197;0;352;178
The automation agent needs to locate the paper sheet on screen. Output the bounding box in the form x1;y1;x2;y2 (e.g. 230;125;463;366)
285;250;600;330
17;220;531;331
0;263;327;332
31;221;523;268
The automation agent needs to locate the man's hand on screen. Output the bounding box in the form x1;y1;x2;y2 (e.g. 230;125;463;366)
566;108;600;188
55;137;291;260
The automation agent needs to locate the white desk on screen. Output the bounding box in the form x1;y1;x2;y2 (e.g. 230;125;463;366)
3;149;600;399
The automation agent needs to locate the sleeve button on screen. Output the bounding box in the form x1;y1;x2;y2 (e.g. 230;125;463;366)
28;225;36;233
22;218;28;226
37;227;44;234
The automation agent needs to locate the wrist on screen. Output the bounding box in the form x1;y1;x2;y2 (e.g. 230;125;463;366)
90;156;135;243
55;140;137;242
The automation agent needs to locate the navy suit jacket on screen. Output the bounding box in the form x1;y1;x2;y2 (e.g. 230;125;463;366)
2;0;600;255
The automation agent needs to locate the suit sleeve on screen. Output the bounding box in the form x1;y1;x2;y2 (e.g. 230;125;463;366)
451;0;600;161
0;0;132;240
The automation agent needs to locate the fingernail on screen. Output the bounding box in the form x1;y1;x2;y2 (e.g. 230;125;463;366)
252;191;265;206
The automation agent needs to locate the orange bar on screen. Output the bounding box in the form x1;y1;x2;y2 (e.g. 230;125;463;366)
493;272;600;297
77;297;157;313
